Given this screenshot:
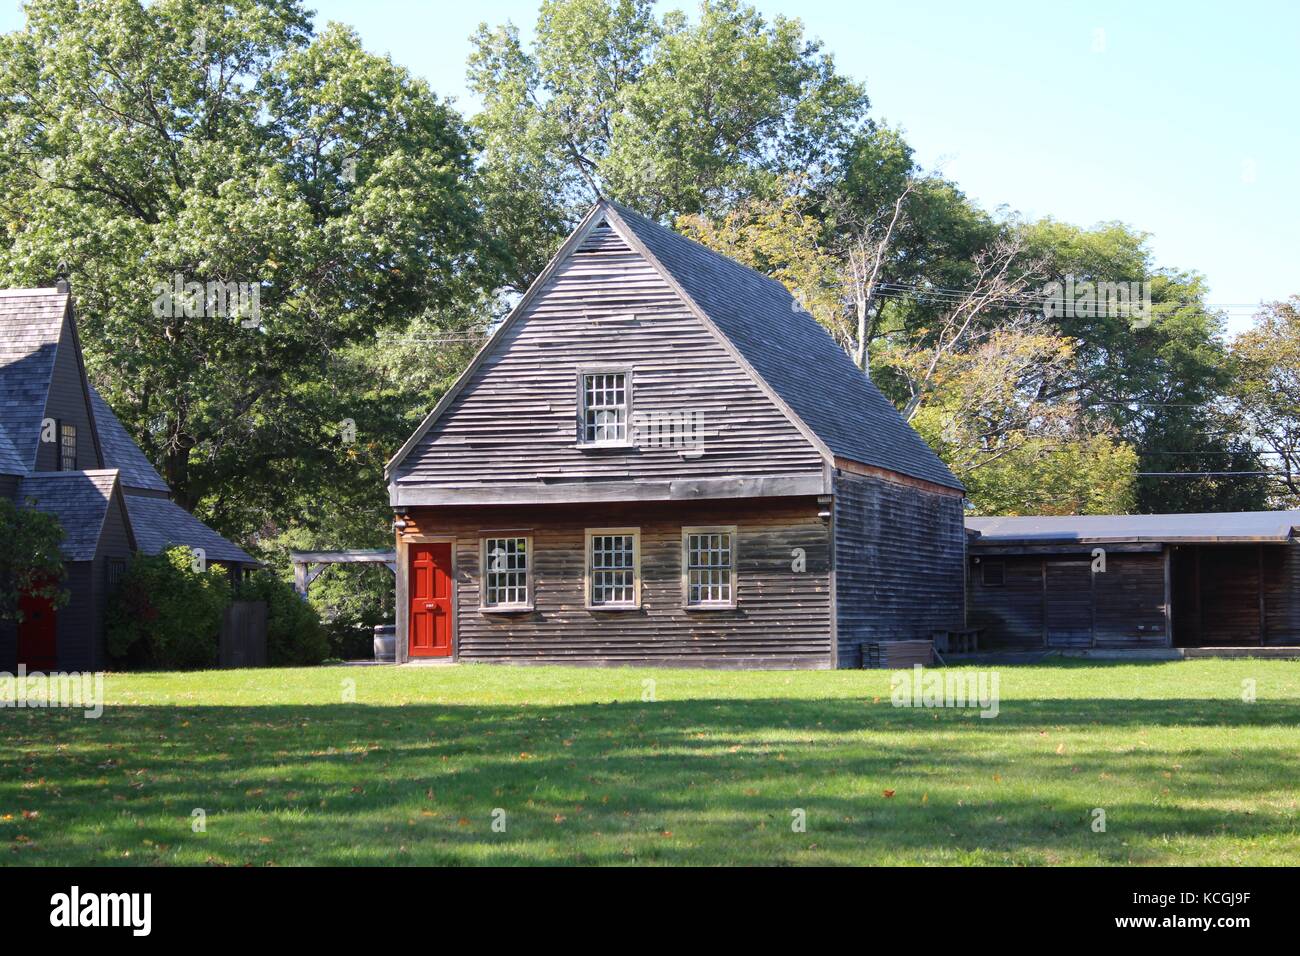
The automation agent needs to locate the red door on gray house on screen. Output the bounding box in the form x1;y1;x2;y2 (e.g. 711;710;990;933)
409;543;453;657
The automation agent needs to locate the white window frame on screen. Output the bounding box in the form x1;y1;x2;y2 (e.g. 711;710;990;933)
681;526;738;609
576;367;633;447
584;527;641;610
479;534;534;612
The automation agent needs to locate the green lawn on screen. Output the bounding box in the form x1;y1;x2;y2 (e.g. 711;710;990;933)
3;660;1299;865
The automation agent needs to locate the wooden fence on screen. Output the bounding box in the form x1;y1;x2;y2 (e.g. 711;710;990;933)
219;600;268;668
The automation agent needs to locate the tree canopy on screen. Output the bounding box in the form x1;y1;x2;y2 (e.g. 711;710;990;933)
0;0;1285;615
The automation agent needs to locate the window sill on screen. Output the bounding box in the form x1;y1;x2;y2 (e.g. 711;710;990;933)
574;441;635;452
479;605;534;614
586;604;641;612
683;603;738;611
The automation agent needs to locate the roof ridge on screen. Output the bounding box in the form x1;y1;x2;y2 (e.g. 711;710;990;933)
0;287;67;298
603;199;793;297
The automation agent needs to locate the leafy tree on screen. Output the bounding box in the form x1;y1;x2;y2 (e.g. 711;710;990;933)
1230;297;1300;506
1022;219;1267;513
0;499;67;623
469;0;869;289
0;0;493;546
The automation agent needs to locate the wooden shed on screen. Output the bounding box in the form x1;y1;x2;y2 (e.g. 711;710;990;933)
966;512;1300;649
386;200;967;668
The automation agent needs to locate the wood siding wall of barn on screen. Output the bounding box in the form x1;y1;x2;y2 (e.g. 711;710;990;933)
832;471;966;667
394;223;824;490
969;552;1168;648
399;498;832;668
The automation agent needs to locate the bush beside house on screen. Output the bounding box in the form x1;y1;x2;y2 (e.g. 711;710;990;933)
107;548;328;669
236;572;330;666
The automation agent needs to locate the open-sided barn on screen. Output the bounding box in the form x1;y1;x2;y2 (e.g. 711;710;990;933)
966;512;1300;649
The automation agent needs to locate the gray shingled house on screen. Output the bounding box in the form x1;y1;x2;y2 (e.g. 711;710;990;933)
0;286;255;672
385;201;967;668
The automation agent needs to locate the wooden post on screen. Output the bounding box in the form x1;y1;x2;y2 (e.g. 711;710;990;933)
1163;545;1173;647
1259;544;1267;645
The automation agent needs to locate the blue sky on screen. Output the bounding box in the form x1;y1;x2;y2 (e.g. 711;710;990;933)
4;1;1296;332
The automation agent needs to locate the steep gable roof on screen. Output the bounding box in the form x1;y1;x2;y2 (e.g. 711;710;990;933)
606;202;961;491
0;288;69;475
16;469;122;561
388;201;962;492
88;385;171;493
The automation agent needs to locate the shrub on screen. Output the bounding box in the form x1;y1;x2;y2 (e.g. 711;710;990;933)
236;571;329;666
0;498;68;623
106;548;230;668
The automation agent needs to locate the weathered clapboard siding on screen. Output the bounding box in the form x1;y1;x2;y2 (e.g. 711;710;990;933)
1265;540;1300;644
1092;552;1168;645
970;552;1169;649
832;470;965;667
968;555;1046;649
399;498;832;668
394;223;824;490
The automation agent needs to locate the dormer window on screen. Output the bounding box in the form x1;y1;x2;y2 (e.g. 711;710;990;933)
59;422;77;471
579;369;630;445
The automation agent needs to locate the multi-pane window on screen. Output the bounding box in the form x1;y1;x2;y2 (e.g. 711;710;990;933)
482;536;530;608
587;529;639;607
59;422;77;471
107;557;127;590
684;528;736;607
580;371;629;444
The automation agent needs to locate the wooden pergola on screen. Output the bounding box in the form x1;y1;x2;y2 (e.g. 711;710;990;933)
290;549;397;598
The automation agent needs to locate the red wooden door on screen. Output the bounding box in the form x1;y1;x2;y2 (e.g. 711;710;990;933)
17;589;57;671
409;543;453;658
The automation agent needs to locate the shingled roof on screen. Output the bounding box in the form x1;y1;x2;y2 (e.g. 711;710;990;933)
388;201;962;491
606;202;962;491
967;511;1300;545
88;385;171;493
16;470;121;560
0;288;69;475
124;494;255;564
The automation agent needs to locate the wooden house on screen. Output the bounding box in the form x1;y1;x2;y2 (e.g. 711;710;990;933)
386;201;967;668
966;512;1300;649
0;286;255;672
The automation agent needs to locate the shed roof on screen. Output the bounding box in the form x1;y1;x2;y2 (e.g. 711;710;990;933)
124;493;256;565
16;470;120;560
967;511;1300;545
